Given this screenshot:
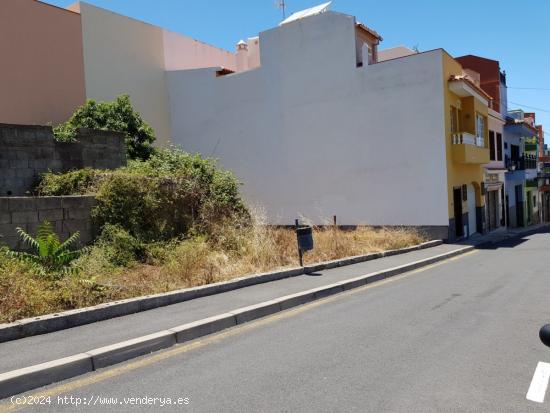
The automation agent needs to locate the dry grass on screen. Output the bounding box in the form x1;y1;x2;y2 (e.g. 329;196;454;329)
0;220;425;322
89;222;425;299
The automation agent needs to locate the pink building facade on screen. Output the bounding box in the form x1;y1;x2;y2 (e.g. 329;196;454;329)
0;0;238;143
0;0;86;126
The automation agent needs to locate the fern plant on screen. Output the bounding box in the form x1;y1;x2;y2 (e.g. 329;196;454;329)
10;221;84;277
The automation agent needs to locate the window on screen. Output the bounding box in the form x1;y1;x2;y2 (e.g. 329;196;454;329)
450;106;459;134
476;114;485;139
511;144;520;161
489;130;496;161
496;133;503;161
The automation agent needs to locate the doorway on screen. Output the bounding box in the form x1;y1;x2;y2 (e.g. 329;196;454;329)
506;195;510;227
515;185;524;227
501;189;506;227
467;184;477;236
453;187;464;238
527;191;532;225
487;190;499;231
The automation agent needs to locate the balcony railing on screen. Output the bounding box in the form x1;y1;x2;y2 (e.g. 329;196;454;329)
451;132;489;164
505;154;538;171
452;132;484;148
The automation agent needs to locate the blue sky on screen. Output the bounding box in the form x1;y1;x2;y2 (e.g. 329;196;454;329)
46;0;550;138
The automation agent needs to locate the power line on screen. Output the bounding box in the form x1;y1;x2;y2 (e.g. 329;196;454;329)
509;101;550;114
508;87;550;91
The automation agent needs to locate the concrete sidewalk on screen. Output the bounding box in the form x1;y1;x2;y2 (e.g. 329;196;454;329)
0;243;466;375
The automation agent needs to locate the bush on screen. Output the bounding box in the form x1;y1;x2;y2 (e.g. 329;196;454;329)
37;168;99;196
92;174;164;241
53;95;156;160
96;224;145;266
37;148;249;242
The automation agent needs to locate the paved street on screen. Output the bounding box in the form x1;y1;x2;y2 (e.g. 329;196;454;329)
4;230;550;412
0;243;461;373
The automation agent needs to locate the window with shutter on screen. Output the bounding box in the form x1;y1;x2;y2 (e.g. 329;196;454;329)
496;133;503;161
489;130;495;160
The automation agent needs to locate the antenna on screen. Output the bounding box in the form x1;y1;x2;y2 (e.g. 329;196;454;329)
276;0;286;19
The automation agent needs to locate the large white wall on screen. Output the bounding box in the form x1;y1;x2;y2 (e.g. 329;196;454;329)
167;12;449;226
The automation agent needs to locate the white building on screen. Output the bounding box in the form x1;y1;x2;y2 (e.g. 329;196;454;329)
166;8;491;240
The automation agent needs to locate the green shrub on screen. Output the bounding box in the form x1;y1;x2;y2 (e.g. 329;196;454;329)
34;147;250;243
37;168;99;196
37;148;250;242
9;221;84;279
53;95;156;160
96;224;145;266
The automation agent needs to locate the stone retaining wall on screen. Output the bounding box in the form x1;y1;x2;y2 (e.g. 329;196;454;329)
0;124;126;196
0;196;97;250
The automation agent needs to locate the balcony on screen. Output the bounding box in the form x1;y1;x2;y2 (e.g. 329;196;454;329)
451;132;489;164
452;132;484;147
505;155;538;171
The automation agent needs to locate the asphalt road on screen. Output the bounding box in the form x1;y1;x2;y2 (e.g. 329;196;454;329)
0;243;461;373
5;230;550;413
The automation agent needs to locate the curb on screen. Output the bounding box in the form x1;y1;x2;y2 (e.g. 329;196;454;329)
0;240;443;343
0;244;472;399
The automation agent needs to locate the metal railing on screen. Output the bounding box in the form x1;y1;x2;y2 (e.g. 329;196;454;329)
505;154;538;171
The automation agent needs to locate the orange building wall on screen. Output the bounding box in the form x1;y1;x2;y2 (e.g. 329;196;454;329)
0;0;86;125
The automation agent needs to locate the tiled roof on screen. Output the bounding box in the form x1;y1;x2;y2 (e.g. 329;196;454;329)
449;74;493;101
356;22;382;41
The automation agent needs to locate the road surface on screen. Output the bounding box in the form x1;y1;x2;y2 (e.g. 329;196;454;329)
4;230;550;412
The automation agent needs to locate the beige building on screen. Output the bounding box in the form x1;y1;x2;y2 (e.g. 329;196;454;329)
0;0;86;125
0;1;238;144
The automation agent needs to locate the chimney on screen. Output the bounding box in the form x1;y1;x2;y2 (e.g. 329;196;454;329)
236;40;248;72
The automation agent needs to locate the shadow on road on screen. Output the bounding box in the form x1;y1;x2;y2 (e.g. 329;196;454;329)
469;227;550;250
475;237;530;250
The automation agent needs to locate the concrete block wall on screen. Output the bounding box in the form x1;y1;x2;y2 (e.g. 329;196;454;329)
0;124;126;196
0;196;97;250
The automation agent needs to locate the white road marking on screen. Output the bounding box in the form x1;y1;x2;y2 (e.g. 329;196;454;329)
527;362;550;403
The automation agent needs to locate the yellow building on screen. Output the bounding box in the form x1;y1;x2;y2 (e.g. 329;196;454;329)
443;52;491;240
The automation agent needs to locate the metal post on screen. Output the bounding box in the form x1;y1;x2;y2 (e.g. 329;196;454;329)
295;218;303;267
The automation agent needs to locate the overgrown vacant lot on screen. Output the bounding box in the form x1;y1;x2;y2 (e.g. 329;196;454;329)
0;148;424;323
0;224;423;323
